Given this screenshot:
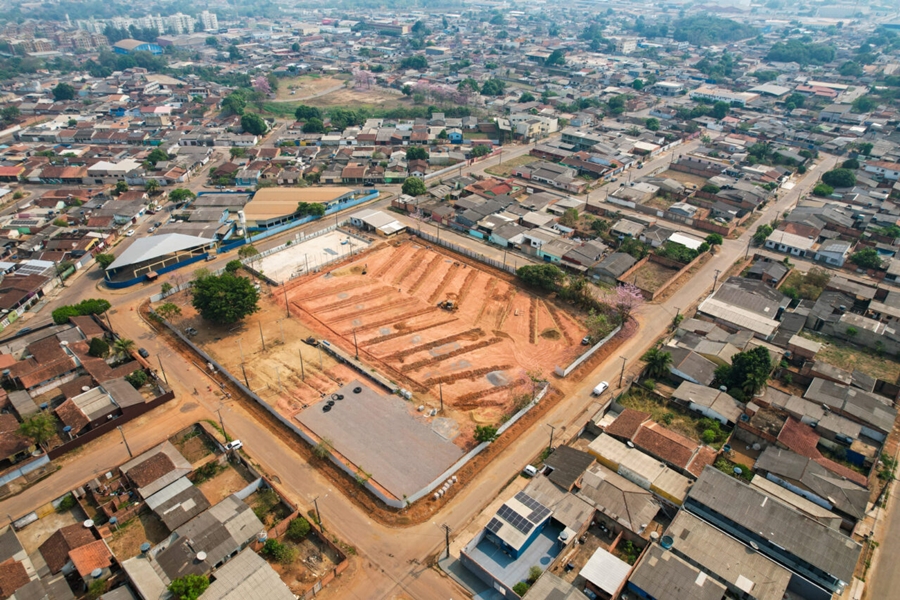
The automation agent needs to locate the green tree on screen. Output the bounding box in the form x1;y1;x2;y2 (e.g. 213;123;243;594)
169;188;196;203
225;260;242;273
296;202;325;217
752;224;773;245
545;49;566;67
857;142;873;156
114;181;129;195
712;101;730;119
220;93;246;116
302;118;325;133
516;264;565;291
839;61;863;77
632;78;644;90
125;369;149;389
642;347;673;379
480;79;506;96
168;574;209;600
842;158;860;170
714;346;772;396
812;183;834;197
191;272;260;325
519;91;535;103
474;425;499;443
286;516;311;541
851;95;876;113
145;179;160;194
850;247;883;270
471;145;491;158
559;208;579;228
701;183;721;194
402;177;427;196
821;168;856;188
294;105;322;121
399;55;428;70
227;45;241;60
94;253;115;269
705;233;723;246
229;147;246;159
18;411;57;450
238;244;259;259
240;113;267;136
146;148;169;164
87;579;108;600
52;82;76;101
155;302;182;320
88;337;109;358
406;146;429;161
114;338;136;359
645;117;660;131
205;36;218;46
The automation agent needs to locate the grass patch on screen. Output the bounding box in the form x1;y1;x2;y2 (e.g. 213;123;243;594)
799;331;900;383
715;457;754;482
484;154;538;177
618;388;729;447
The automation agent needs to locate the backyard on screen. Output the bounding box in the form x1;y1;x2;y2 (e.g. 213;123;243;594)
617;387;730;448
630;260;679;294
485;155;538;178
799;331;900;383
106;512;169;558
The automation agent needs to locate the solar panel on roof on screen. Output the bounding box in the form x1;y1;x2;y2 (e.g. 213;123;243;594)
497;504;534;535
528;506;551;523
486;518;502;534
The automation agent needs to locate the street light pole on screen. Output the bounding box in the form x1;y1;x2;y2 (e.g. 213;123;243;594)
258;321;266;351
157;355;168;385
619;355;627;388
283;282;290;318
353;328;358;359
713;269;721;292
547;423;556;451
117;426;132;458
216;408;226;440
312;496;324;530
299;350;305;380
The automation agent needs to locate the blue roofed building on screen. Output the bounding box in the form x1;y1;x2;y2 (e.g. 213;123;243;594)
113;39;163;55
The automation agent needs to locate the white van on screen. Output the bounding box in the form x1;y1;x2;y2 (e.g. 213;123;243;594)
592;381;609;396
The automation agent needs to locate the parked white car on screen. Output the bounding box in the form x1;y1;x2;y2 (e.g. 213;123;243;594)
591;381;609;396
225;440;243;451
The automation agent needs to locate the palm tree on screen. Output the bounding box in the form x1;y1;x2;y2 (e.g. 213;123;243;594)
642;347;673;380
114;338;136;359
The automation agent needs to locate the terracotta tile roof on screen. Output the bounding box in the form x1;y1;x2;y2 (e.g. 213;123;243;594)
39;524;96;574
778;417;868;487
17;357;76;390
68;540;113;577
0;413;33;459
0;559;30;599
633;422;695;470
69;316;105;338
54;398;89;434
604;408;650;440
26;336;68;363
58;375;97;400
126;452;175;488
687;445;718;478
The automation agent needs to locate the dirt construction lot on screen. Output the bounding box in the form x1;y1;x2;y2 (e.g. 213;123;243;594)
283;238;587;424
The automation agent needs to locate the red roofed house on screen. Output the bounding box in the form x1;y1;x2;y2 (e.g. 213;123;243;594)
604;408;717;479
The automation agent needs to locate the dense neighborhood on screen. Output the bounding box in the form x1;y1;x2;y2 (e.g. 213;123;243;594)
0;1;898;600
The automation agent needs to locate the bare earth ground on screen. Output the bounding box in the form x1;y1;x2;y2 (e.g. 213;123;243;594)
269;533;342;594
658;169;709;189
275;75;346;101
195;462;257;505
799;331;900;383
304;87;405;111
106;512;169;558
631;261;679;293
484;155;539;178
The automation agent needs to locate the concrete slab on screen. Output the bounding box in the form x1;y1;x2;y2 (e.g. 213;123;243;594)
255;231;369;282
295;380;463;498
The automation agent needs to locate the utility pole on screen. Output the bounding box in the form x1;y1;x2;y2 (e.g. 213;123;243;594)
216;408;226;440
283;282;290;318
299;350;305;380
439;383;444;413
713;269;721;292
240;363;249;388
258;321;266;351
279;319;286;345
547;423;556;451
440;524;451;559
157;355;168;385
619;355;627;388
312;496;324;530
353;328;358;359
117;426;132;458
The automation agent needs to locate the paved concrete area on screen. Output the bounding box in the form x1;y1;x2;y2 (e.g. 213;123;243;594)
295;380;463;498
256;230;369;282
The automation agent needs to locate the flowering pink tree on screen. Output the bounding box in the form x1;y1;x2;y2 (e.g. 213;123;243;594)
602;283;645;323
353;69;375;90
253;75;271;95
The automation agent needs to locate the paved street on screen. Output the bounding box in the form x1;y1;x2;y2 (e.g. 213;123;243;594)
0;146;837;600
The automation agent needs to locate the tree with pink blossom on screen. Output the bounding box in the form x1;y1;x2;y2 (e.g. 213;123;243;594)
253;75;271;95
601;283;645;323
